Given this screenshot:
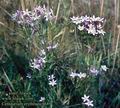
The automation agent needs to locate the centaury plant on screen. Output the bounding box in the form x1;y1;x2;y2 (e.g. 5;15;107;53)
0;1;120;108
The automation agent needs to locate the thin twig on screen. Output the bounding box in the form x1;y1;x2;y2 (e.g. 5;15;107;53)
111;26;120;74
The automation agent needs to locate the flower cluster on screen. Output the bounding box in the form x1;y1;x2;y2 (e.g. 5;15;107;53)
30;42;58;70
70;71;86;79
82;94;94;107
71;15;106;36
48;74;57;86
12;5;55;29
30;56;46;70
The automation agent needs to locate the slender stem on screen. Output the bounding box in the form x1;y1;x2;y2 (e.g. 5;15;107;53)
111;26;120;74
55;0;61;24
101;36;106;55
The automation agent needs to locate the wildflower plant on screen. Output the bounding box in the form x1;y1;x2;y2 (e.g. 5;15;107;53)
9;9;107;107
1;1;119;108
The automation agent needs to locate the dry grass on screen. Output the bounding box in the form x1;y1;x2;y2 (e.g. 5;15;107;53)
20;0;37;10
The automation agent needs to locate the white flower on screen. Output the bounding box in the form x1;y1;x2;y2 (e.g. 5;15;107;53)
78;25;84;31
82;94;90;102
44;10;53;21
47;43;58;51
82;94;94;107
48;74;55;80
39;97;45;102
97;29;106;35
84;100;94;107
22;9;31;16
52;43;58;49
91;15;100;22
41;40;45;44
26;73;32;79
91;15;104;22
77;73;86;78
101;65;108;71
70;72;77;78
49;79;57;86
41;49;46;55
70;72;86;79
71;16;81;24
87;24;97;35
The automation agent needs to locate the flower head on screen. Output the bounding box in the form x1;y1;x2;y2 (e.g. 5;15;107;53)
77;73;86;78
39;97;45;102
90;66;99;76
101;65;108;71
70;72;77;78
49;79;57;86
41;49;46;55
82;94;90;102
48;74;55;80
84;100;94;107
30;56;46;70
70;16;81;24
26;73;32;79
47;43;58;51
